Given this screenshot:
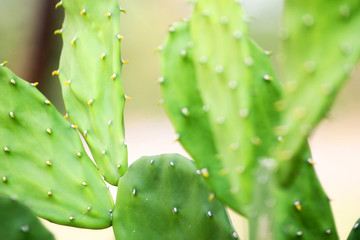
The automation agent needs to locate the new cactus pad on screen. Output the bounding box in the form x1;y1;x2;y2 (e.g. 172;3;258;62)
55;0;128;186
277;0;360;180
0;65;114;229
113;154;238;240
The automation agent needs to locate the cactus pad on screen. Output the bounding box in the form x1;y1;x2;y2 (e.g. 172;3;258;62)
113;154;238;240
0;66;114;228
278;0;360;178
0;194;55;240
347;218;360;240
56;0;127;185
161;0;282;215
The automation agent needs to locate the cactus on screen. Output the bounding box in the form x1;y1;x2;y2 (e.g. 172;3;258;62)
0;194;55;240
113;154;238;240
347;218;360;240
160;0;342;239
161;3;282;216
54;0;127;186
0;65;114;229
277;0;360;180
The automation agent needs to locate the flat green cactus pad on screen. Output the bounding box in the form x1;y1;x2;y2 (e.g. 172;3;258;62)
56;0;127;185
278;0;360;179
272;147;338;240
113;154;238;240
347;218;360;240
161;0;282;215
0;194;55;240
0;65;114;229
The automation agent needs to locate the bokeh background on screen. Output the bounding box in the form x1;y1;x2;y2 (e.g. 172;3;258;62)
0;0;359;239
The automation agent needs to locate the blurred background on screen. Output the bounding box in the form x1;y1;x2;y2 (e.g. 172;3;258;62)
0;0;359;239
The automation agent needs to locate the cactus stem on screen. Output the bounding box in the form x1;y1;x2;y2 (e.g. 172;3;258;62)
239;108;249;118
10;79;16;85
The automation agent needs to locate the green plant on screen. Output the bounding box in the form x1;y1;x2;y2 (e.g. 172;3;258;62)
0;0;359;240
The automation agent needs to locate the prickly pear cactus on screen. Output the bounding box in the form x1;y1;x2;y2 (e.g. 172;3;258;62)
0;194;55;240
161;1;282;216
277;0;360;179
271;147;338;240
55;0;127;185
347;218;360;240
113;154;239;240
0;65;114;229
160;0;339;239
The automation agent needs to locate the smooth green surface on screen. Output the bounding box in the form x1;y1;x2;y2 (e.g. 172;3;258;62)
113;154;238;240
57;0;127;185
0;66;114;228
0;194;55;240
347;218;360;240
277;0;360;180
